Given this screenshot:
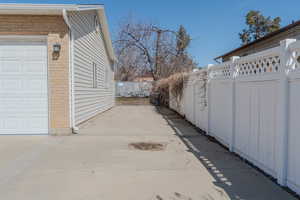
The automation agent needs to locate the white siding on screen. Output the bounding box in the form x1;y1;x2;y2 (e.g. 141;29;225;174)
68;10;114;125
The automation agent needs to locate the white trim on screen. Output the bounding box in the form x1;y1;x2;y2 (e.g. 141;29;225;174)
62;9;71;28
64;11;78;132
0;3;103;10
0;4;116;63
46;37;50;135
62;9;74;131
70;26;78;131
0;4;103;16
68;28;72;130
0;35;47;41
96;9;116;62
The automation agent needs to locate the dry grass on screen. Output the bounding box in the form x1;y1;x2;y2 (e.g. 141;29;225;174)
168;72;188;100
152;72;188;106
116;97;150;105
152;71;208;107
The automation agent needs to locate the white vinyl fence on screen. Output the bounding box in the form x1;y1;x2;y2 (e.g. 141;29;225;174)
116;81;152;97
170;39;300;195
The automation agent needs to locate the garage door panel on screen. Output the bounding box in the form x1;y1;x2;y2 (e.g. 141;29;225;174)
0;118;47;134
0;42;48;135
25;62;47;73
3;118;23;129
1;61;21;73
0;80;47;92
0;106;48;114
24;50;47;60
1;48;23;58
0;95;48;107
26;79;47;90
0;79;21;90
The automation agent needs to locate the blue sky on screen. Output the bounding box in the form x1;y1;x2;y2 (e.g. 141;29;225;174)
1;0;300;66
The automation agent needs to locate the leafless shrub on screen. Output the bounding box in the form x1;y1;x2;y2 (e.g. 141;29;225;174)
153;70;208;107
152;72;188;106
168;72;188;100
153;78;170;106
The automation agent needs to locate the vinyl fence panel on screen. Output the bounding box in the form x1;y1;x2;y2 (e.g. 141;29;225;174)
286;40;300;194
168;39;300;195
116;81;152;97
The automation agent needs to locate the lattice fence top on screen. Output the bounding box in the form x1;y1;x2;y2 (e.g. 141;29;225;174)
208;46;283;79
209;62;232;80
203;40;300;80
236;55;280;77
291;51;300;71
289;41;300;72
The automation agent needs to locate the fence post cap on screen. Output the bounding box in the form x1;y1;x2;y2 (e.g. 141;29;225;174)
280;38;297;48
207;64;214;69
230;56;240;62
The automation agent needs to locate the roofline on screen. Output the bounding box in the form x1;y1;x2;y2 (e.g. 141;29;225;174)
0;3;104;10
96;8;117;62
214;19;300;60
0;3;116;62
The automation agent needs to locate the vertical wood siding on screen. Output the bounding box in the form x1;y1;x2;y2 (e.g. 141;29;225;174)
68;10;114;125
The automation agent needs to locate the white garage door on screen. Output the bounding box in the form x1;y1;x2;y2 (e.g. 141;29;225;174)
0;40;48;134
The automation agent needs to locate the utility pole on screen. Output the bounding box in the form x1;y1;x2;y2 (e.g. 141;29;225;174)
154;29;162;79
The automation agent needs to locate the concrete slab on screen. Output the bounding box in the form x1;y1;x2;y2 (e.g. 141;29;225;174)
0;105;297;200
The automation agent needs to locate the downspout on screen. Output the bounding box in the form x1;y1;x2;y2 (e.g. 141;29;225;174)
63;9;79;133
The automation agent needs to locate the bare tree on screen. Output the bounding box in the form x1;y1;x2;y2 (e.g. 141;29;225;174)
114;17;197;81
114;46;146;81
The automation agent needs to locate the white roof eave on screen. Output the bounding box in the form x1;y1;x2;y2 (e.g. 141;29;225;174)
96;8;117;62
0;3;104;11
0;3;116;63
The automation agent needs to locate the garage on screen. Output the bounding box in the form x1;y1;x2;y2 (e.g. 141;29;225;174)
0;38;48;134
0;4;116;136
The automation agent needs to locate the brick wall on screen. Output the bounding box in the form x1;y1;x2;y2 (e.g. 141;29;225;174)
0;15;70;135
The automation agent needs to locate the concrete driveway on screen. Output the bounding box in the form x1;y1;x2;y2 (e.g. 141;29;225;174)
0;105;297;200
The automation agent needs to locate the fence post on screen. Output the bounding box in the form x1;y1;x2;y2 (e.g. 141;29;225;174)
206;64;214;135
277;39;296;186
229;56;239;152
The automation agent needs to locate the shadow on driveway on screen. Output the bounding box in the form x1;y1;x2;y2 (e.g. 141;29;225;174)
156;106;298;200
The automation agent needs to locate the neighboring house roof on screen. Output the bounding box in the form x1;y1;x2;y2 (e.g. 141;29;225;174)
0;3;116;62
214;20;300;60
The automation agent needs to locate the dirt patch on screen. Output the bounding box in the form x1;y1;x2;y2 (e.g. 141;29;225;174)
116;97;150;105
129;142;166;151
